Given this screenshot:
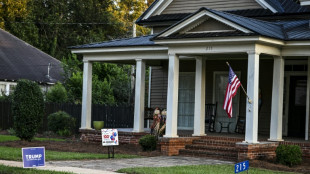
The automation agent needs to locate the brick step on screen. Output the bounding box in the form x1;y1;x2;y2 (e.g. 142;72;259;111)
193;139;237;147
185;144;238;152
179;149;238;160
201;136;244;142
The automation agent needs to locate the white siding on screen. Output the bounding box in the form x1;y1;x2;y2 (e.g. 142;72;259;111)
162;0;262;14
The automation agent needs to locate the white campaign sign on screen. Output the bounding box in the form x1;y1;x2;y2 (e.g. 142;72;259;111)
101;129;119;146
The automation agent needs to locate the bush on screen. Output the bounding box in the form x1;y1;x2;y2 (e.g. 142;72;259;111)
276;144;302;167
139;135;157;151
46;82;68;103
12;79;44;141
48;111;76;136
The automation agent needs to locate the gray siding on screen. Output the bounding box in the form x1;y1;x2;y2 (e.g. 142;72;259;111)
162;0;262;14
153;26;169;34
150;58;274;135
189;18;235;32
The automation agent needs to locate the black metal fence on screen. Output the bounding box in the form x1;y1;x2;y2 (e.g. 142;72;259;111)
0;101;134;133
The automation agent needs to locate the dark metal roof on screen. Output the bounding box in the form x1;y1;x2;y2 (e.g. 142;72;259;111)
276;20;310;40
208;8;285;40
0;29;63;84
154;8;286;40
154;31;257;40
69;35;156;49
137;13;191;24
136;0;160;24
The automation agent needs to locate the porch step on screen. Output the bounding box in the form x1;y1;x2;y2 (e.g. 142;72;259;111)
193;139;237;147
185;144;238;152
201;136;244;142
179;149;238;160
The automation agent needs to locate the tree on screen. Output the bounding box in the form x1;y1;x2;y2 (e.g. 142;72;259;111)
12;79;44;141
108;0;155;37
46;82;68;103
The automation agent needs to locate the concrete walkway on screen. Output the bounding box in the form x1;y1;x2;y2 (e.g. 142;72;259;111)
0;160;117;174
48;156;233;173
0;156;233;174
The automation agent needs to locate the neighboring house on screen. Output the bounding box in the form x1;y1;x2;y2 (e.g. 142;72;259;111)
71;0;310;144
0;28;63;95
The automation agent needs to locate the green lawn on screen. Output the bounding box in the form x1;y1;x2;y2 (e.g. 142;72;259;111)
0;164;73;174
117;165;299;174
0;135;65;142
0;146;139;161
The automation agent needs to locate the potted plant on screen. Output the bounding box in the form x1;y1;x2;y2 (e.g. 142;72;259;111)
93;121;104;130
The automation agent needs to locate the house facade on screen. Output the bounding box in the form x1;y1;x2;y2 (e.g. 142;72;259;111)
71;0;310;144
0;28;63;95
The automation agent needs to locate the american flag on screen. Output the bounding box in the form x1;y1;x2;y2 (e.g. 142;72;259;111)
223;66;241;118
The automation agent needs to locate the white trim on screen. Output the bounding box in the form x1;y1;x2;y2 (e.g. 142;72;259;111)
142;0;173;20
155;36;284;45
255;0;278;13
159;10;252;38
148;67;152;108
301;1;310;6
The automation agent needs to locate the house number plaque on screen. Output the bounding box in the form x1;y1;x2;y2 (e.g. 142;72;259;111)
206;46;213;51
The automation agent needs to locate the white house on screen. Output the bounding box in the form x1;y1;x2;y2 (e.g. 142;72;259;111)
71;0;310;145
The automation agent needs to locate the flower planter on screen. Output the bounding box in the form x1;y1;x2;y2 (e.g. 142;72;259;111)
93;121;104;130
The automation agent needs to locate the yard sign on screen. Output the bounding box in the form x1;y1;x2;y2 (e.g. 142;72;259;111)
102;129;119;146
235;160;249;173
22;147;45;168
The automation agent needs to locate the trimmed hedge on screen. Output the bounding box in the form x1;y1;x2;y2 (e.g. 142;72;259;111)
276;144;302;167
139;135;157;151
12;79;44;141
48;111;76;136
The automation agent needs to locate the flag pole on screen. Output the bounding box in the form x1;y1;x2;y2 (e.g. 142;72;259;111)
226;62;252;104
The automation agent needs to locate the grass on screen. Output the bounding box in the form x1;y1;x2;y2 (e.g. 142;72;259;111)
0;164;73;174
0;135;65;142
117;165;299;174
0;146;139;161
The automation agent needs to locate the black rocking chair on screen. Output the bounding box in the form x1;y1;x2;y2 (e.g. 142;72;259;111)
205;102;217;132
235;115;245;134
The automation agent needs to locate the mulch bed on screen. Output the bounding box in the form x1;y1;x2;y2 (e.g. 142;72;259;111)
0;131;310;173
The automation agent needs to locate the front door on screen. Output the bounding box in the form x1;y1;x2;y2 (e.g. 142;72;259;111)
288;76;306;137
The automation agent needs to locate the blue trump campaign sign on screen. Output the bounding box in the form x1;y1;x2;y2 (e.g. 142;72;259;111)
235;160;249;173
22;147;45;168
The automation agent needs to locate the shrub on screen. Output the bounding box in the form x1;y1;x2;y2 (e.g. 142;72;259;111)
139;135;157;151
12;79;44;141
276;144;302;167
48;111;76;136
7;128;16;136
46;82;68;103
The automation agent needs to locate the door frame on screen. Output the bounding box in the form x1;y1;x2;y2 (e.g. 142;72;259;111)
283;72;307;136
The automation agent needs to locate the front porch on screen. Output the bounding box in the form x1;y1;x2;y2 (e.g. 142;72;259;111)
80;128;310;161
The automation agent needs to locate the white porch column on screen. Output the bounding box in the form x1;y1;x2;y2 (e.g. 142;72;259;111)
81;61;92;129
5;83;10;96
269;56;285;141
193;57;206;136
164;54;179;138
133;59;146;132
245;52;260;143
306;57;310;141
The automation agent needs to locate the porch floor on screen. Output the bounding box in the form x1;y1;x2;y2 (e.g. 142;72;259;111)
116;128;309;143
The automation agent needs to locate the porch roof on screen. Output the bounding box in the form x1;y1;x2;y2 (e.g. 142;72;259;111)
69;35;156;49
